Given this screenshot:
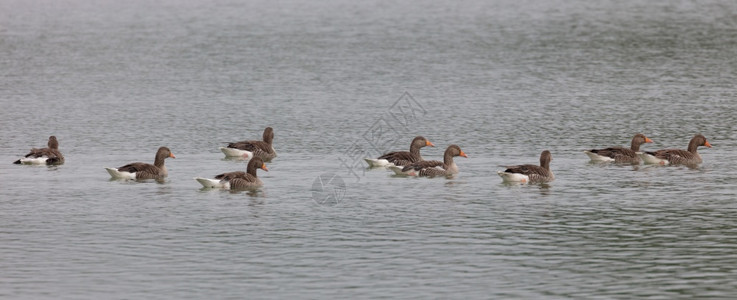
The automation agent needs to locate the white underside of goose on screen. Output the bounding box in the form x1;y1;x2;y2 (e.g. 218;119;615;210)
388;166;413;176
497;171;530;183
105;167;137;180
636;152;669;165
388;166;432;176
18;157;49;165
583;151;615;162
194;177;230;189
219;147;253;159
388;166;406;175
364;158;396;168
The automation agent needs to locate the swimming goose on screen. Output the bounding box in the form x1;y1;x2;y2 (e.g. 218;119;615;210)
498;150;554;183
13;136;65;165
195;157;268;189
389;144;467;177
638;134;711;165
365;136;435;167
220;127;276;161
105;147;176;180
584;133;653;164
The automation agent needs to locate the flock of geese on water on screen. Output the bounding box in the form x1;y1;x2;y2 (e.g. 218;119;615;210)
13;127;712;189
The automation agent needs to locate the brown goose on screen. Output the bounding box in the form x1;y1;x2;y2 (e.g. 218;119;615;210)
389;144;467;177
195;157;268;189
13;136;65;165
364;136;435;167
105;147;176;180
584;133;653;164
498;150;554;183
220;127;276;161
638;134;712;165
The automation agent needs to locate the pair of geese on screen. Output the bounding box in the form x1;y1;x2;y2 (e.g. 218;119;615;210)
364;133;713;184
12;128;277;190
194;127;276;190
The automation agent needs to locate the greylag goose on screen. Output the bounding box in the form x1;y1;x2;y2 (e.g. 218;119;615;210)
220;127;276;161
13;136;64;165
389;144;467;177
105;147;176;180
498;150;554;183
638;134;711;165
195;157;268;189
584;133;653;164
365;136;435;167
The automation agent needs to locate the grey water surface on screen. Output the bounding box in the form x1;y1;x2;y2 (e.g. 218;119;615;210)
2;0;737;298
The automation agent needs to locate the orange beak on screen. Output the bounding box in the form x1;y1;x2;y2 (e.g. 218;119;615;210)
460;151;468;158
170;153;176;158
704;141;712;148
261;165;269;171
645;137;653;143
426;140;435;147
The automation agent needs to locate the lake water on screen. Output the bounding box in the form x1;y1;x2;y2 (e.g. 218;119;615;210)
2;0;737;298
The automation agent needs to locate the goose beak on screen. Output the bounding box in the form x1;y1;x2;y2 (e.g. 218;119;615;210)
460;151;468;158
170;153;176;158
645;137;653;143
426;140;435;147
704;141;712;148
261;165;269;171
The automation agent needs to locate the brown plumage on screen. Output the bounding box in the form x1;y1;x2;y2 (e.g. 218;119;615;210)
585;133;653;164
377;136;435;166
400;144;467;177
225;127;276;161
115;147;175;180
642;134;711;165
13;136;65;165
500;150;554;183
215;158;268;189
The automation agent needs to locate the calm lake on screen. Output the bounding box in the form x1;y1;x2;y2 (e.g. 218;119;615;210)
2;0;737;298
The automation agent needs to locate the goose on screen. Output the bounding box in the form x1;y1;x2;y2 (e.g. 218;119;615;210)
195;157;268;189
13;136;65;165
389;144;467;177
638;134;711;165
105;147;175;180
220;127;276;161
584;133;653;164
498;150;554;183
365;136;435;167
